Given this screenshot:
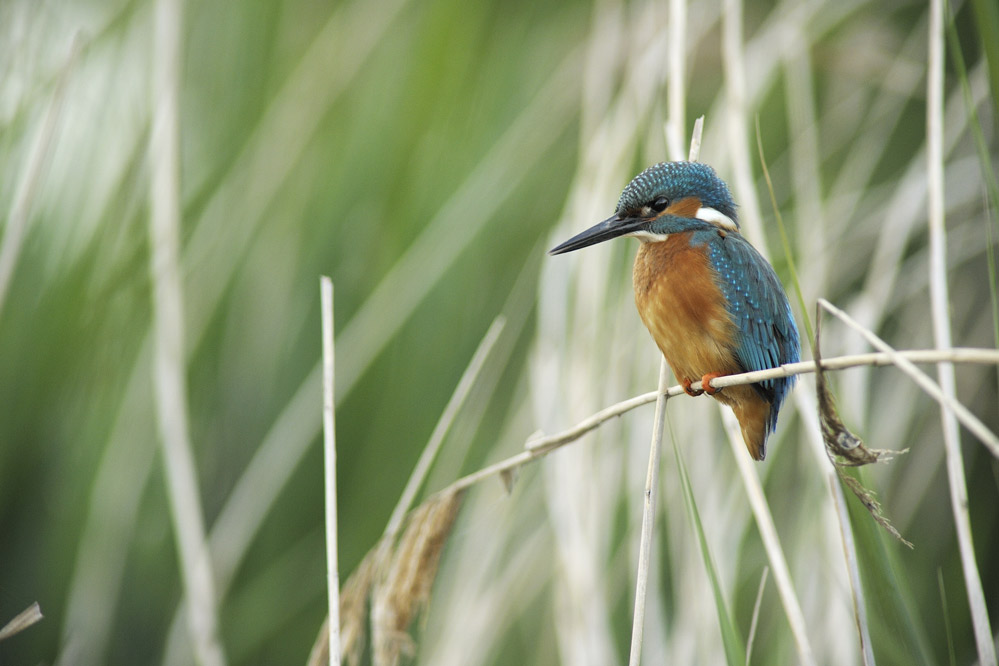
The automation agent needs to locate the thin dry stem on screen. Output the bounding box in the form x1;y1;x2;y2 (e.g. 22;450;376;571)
665;0;686;158
435;347;999;499
629;114;702;666
521;347;996;453
746;568;768;666
721;0;765;247
320;277;341;666
628;361;671;666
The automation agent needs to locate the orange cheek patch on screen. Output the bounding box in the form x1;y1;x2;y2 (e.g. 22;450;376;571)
662;196;702;218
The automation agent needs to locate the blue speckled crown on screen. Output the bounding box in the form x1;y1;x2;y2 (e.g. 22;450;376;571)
616;162;738;225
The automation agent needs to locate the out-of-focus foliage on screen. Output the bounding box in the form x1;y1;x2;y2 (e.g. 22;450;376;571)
0;0;995;664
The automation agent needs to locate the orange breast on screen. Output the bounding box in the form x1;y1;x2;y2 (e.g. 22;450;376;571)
632;232;741;383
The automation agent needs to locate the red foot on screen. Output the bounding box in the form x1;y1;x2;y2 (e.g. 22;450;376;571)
682;377;703;397
701;372;724;395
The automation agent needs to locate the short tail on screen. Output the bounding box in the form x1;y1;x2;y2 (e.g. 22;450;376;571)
732;394;773;460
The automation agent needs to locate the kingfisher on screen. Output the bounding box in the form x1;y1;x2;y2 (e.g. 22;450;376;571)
550;161;799;460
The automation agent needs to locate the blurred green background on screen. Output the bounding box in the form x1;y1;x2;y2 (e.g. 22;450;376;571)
0;0;997;664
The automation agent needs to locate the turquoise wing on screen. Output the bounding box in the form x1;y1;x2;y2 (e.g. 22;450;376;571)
702;230;801;432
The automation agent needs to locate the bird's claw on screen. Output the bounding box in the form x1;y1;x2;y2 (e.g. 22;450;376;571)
682;377;703;397
701;372;724;395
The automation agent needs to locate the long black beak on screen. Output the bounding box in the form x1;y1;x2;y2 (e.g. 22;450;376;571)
548;214;645;255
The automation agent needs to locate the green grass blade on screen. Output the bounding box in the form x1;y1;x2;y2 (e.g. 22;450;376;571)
945;0;999;356
754;116;814;351
845;471;935;664
971;0;999;130
670;430;746;666
938;569;958;666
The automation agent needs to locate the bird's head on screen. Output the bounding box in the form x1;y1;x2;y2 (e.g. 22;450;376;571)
549;161;738;255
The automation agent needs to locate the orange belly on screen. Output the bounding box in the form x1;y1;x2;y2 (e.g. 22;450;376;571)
633;233;773;459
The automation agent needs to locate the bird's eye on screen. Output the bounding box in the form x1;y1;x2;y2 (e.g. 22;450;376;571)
651;197;669;213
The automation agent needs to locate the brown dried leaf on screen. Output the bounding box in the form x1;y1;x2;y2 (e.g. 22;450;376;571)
837;472;913;548
814;316;905;465
371;488;464;666
814;308;911;548
306;539;384;666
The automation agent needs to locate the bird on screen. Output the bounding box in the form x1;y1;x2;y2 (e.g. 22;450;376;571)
549;161;799;460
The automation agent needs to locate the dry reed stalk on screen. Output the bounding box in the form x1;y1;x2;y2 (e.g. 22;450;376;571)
320;277;341;666
741;22;875;660
520;347;996;450
745;568;768;666
538;10;670;661
149;0;225;662
927;0;996;662
628;360;672;666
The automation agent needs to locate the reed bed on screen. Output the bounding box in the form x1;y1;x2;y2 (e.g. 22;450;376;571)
0;0;995;664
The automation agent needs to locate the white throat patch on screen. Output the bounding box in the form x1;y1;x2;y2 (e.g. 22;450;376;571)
695;207;738;231
625;229;670;243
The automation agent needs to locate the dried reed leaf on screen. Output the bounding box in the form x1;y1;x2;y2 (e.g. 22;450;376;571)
815;317;905;465
814;310;911;548
341;546;382;665
372;488;464;666
838;473;913;548
0;602;42;642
